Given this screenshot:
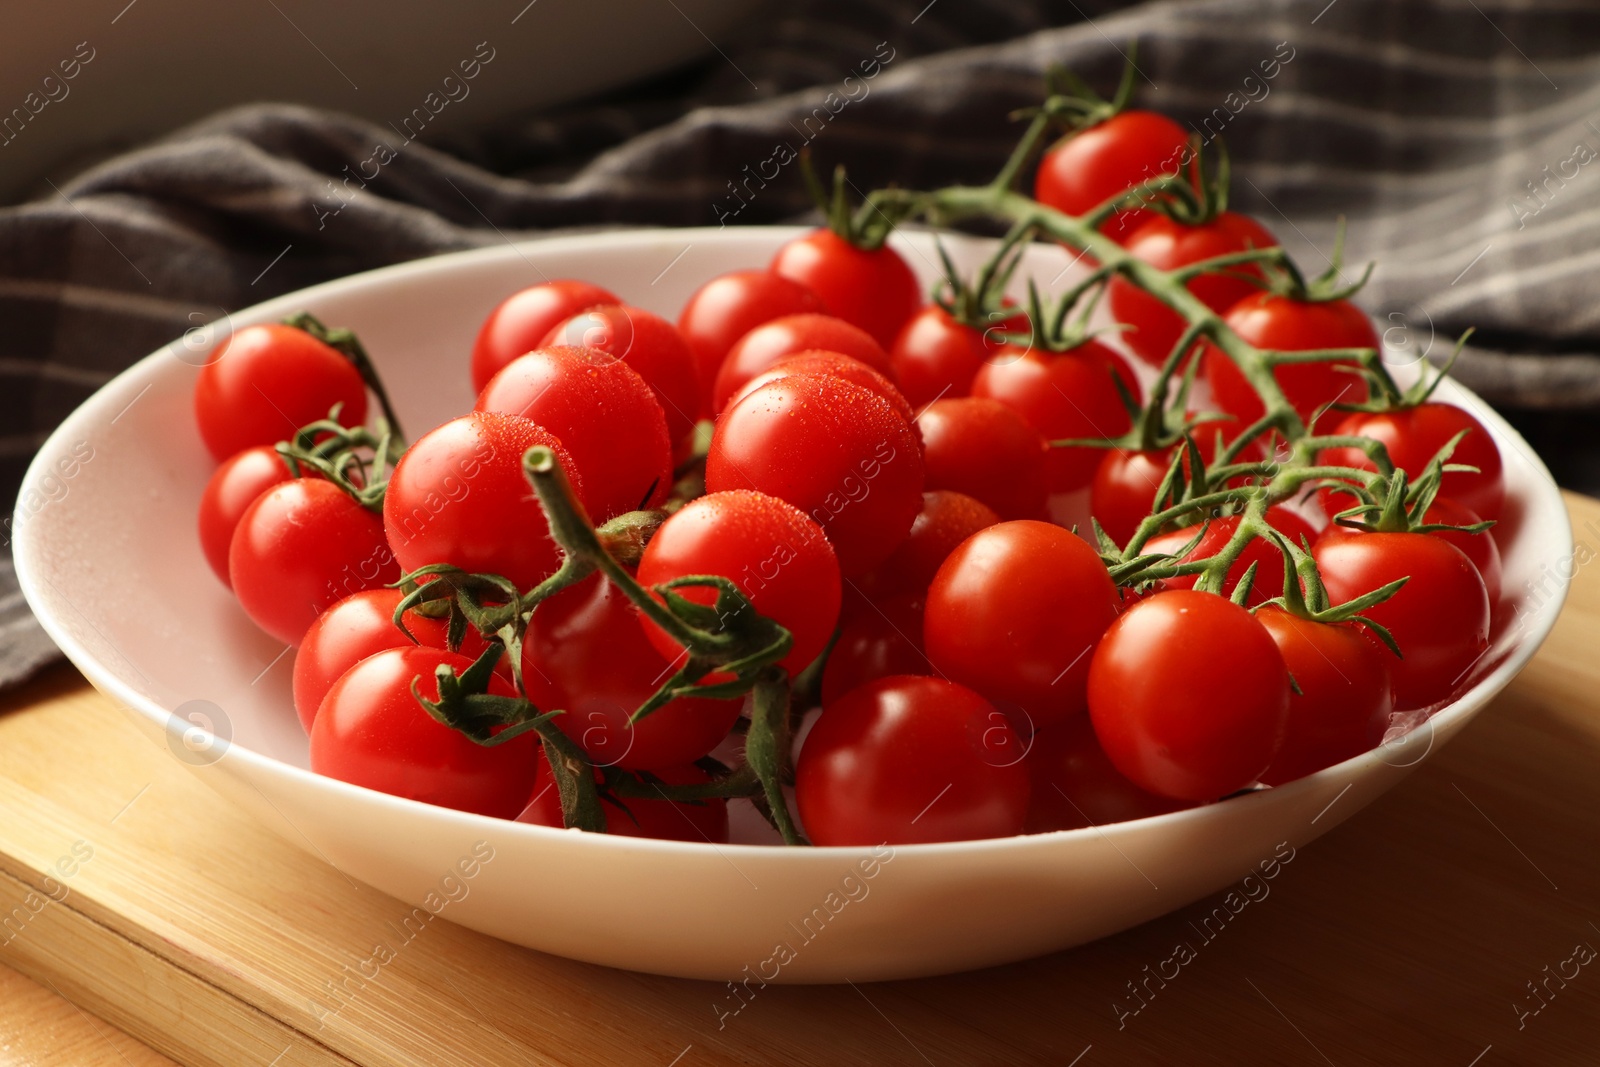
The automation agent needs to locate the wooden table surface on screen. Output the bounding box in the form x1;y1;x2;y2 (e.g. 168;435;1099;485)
2;495;1598;1067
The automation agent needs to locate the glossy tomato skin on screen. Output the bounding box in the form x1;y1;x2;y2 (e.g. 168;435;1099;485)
727;350;915;428
476;345;671;520
711;313;891;415
635;490;841;676
1203;294;1375;429
1423;496;1502;603
194;324;368;462
706;374;924;577
311;646;535;818
1024;713;1190;832
292;588;497;735
230;479;397;645
1034;110;1193;242
522;574;742;770
540;305;701;445
770;229;921;349
915;397;1048;521
889;304;1022;409
925;520;1119;729
1108;212;1279;367
820;595;928;707
1088;589;1290;801
198;446;296;587
470;280;619;394
517;753;730;843
1145;507;1319;607
1319;404;1505;521
796;676;1030;846
972;340;1140;494
1312;527;1490;709
383;412;587;593
1090;447;1183;548
858;490;1001;603
676;269;823;412
1255;607;1393;786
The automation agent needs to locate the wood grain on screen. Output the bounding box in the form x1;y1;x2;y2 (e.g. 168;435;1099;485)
1;494;1598;1066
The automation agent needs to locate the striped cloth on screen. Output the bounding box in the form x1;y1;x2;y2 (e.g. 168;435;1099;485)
0;0;1594;684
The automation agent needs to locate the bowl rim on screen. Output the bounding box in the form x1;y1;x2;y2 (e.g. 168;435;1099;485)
11;224;1575;859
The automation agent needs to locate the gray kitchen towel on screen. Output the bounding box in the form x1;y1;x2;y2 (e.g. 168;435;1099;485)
0;0;1594;685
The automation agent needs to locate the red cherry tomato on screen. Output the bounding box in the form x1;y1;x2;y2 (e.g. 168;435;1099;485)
1319;403;1505;521
925;520;1119;729
712;313;891;415
1144;507;1319;607
915;397;1048;521
676;269;823;411
1255;607;1394;786
1312;527;1491;709
706;374;924;577
230;479;397;645
858;490;1001;603
1108;212;1279;367
727;350;915;428
476;345;671;520
1088;589;1290;800
820;595;928;707
198;445;296;587
1423;496;1502;603
383;412;587;593
889;304;1024;409
194;324;367;462
1024;714;1189;832
523;574;742;770
972;340;1140;494
1090;444;1210;548
796;675;1030;846
516;752;729;843
1203;294;1375;429
635;490;841;676
310;646;536;818
470;280;619;394
770;229;920;348
1034;110;1193;242
540;305;701;445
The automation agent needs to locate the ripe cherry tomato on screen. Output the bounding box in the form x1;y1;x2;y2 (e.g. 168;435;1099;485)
858;490;1001;603
194;324;367;462
476;345;671;520
383;412;588;593
1024;714;1189;832
540;305;701;445
517;752;730;843
1423;496;1502;603
770;229;920;348
522;574;742;770
1090;443;1215;548
676;269;823;411
1088;589;1290;800
972;340;1140;494
1108;212;1279;367
1312;527;1490;709
712;313;891;415
706;374;924;576
1203;294;1375;429
1144;507;1319;607
470;280;619;394
727;350;915;428
916;397;1048;520
1255;607;1393;786
796;675;1030;846
635;490;841;676
230;479;397;645
925;520;1119;729
889;304;1023;409
1034;110;1193;242
198;445;296;586
1319;403;1505;520
310;646;536;818
820;595;928;707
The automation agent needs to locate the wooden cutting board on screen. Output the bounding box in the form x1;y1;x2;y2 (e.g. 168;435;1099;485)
2;495;1599;1067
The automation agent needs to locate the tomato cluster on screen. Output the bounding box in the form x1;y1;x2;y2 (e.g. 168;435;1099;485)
193;83;1512;850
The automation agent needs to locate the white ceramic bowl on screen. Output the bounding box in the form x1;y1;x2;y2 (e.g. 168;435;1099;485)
12;227;1572;983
